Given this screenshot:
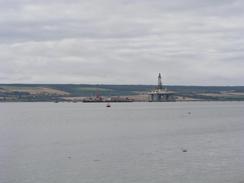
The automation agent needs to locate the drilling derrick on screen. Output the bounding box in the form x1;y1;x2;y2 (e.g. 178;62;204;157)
158;73;162;90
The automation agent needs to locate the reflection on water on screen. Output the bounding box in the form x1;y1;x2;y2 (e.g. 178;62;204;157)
0;102;244;183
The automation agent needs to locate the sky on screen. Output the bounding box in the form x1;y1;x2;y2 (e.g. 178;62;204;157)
0;0;244;85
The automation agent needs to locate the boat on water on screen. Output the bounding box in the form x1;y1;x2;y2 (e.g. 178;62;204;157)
106;103;111;107
83;96;134;103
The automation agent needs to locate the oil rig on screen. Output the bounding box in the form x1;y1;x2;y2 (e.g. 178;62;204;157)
148;73;175;102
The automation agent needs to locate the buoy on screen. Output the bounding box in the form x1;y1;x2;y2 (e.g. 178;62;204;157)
182;149;187;152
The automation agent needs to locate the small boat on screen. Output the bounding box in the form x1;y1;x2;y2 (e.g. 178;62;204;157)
106;103;111;107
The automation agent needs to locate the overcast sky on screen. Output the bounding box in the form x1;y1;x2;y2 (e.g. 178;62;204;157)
0;0;244;85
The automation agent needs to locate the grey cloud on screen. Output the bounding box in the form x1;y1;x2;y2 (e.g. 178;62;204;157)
0;0;244;85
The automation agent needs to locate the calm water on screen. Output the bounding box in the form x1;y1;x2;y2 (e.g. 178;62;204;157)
0;102;244;183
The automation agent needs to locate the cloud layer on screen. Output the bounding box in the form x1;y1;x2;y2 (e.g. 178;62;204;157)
1;0;244;85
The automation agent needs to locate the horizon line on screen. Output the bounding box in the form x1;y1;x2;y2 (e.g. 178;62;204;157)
0;83;244;87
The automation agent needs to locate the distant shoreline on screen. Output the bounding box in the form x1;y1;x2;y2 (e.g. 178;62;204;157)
1;84;244;102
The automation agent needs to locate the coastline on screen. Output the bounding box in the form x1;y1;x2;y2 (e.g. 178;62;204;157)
1;84;244;102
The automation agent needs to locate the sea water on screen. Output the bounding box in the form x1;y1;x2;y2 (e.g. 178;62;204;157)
0;102;244;183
